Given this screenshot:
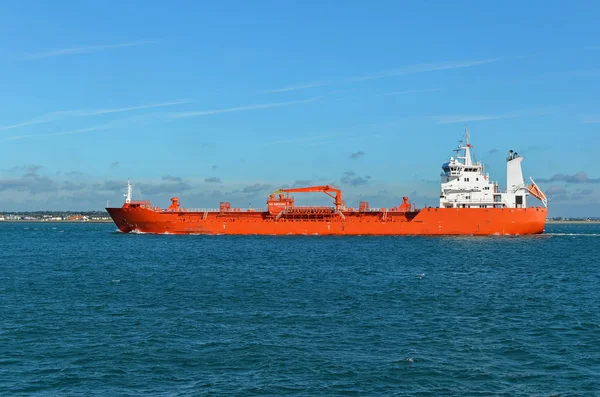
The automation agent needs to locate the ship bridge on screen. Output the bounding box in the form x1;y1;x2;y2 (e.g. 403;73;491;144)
438;127;547;209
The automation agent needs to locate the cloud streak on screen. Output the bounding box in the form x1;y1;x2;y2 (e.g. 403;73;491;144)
74;100;189;117
170;97;317;119
383;88;441;96
433;114;519;124
1;112;171;143
260;56;514;94
24;40;159;60
432;106;556;124
0;101;187;132
258;82;328;94
1;127;103;143
350;58;505;82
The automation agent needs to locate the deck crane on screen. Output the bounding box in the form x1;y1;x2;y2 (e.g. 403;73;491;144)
273;185;344;212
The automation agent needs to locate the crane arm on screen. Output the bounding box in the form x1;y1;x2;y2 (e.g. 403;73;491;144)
274;185;344;211
275;185;339;194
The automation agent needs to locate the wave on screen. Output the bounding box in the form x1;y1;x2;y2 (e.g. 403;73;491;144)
546;233;600;237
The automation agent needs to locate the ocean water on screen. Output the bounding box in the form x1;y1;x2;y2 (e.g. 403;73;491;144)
1;222;599;396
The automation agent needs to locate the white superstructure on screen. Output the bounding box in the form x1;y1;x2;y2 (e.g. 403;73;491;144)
439;128;546;209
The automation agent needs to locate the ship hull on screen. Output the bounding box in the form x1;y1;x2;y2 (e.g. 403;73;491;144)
106;207;547;236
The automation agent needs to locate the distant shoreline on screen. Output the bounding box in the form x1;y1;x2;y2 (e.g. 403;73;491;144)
0;220;113;223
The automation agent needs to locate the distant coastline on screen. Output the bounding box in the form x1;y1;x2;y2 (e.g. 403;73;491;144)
0;219;113;223
0;210;111;223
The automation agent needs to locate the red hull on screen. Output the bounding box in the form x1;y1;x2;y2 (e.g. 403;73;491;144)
106;206;547;236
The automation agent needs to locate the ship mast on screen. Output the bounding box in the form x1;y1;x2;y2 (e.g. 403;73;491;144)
456;125;473;166
124;179;132;204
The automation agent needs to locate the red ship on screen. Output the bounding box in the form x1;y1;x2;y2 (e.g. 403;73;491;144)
106;130;548;235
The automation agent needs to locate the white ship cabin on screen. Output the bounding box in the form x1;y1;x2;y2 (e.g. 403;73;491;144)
439;129;534;209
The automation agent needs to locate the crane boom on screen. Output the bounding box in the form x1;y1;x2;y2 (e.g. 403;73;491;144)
274;185;343;211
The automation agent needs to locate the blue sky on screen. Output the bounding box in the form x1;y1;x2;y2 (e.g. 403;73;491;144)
0;0;599;216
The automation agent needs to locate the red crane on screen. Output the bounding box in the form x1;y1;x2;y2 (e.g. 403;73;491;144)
274;185;344;211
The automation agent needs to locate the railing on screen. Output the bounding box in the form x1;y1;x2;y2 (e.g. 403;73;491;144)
156;205;422;213
345;207;393;212
160;207;267;213
223;207;266;212
128;200;153;209
273;206;347;221
178;208;220;212
288;206;334;211
274;206;396;213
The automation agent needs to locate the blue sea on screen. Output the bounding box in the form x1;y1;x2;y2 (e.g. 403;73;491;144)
1;222;599;396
